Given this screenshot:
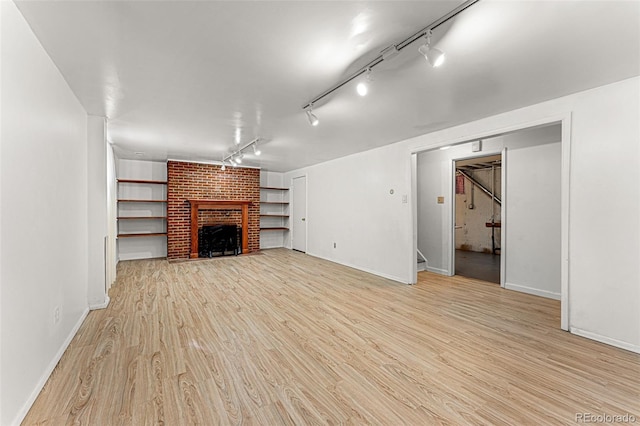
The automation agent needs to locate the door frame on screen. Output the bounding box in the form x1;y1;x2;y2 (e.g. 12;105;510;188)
449;149;506;288
411;113;572;331
290;174;307;253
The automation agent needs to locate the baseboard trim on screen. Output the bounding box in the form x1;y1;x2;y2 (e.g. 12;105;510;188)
504;282;561;300
306;251;410;284
89;296;110;310
259;244;286;250
118;254;167;261
570;327;640;354
417;262;426;272
425;266;449;275
12;307;90;426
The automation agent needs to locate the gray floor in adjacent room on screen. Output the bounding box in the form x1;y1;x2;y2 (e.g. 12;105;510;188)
455;250;500;284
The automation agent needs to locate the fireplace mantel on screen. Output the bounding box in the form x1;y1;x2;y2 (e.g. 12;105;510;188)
188;199;252;258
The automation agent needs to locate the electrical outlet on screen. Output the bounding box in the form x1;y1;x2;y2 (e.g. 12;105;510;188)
333;242;336;248
54;306;60;324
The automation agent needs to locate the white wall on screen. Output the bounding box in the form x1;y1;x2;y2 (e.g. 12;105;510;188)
1;2;90;424
566;80;639;351
284;142;413;283
117;159;168;260
416;146;456;275
87;116;109;308
118;158;167;182
260;170;284;188
505;141;561;299
0;9;4;422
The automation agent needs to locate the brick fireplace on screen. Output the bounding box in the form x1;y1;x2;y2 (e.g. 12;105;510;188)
167;161;260;260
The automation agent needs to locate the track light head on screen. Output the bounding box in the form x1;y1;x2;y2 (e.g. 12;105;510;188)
235;155;242;164
306;107;319;126
356;82;368;97
419;30;445;67
253;144;261;156
221;162;226;171
356;68;372;97
419;44;445;67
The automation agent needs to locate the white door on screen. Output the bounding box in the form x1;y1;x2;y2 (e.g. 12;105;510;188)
292;176;307;252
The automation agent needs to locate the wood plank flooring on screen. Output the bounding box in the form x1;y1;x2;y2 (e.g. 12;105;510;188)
23;248;640;425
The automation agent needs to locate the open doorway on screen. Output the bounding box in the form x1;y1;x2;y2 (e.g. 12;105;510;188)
415;123;564;308
413;118;569;330
454;154;502;284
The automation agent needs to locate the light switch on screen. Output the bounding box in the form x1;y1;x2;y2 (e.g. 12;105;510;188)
402;195;408;203
437;196;445;204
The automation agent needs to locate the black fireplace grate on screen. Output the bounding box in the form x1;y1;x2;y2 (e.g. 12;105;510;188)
198;225;241;258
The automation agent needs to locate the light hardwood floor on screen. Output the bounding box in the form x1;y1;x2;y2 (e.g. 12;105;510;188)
24;248;640;425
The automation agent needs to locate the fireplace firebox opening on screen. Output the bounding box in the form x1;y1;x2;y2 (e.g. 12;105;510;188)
198;224;242;257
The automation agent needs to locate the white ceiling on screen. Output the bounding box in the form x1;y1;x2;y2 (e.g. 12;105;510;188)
16;1;640;172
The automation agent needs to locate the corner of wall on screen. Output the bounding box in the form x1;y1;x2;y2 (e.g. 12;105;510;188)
106;143;118;288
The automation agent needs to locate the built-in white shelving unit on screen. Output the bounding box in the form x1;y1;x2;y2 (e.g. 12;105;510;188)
117;160;168;260
259;172;289;249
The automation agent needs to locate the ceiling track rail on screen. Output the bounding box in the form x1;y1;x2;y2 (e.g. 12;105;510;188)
301;0;481;110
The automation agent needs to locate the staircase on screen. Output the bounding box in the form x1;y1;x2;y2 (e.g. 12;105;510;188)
417;249;427;272
417;256;426;272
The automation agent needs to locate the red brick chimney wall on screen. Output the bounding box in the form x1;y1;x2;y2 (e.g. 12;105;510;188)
167;161;260;259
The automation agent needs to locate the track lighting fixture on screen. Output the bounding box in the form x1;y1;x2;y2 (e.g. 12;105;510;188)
419;30;445;67
221;162;226;171
220;137;262;170
301;0;478;120
306;106;319;126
